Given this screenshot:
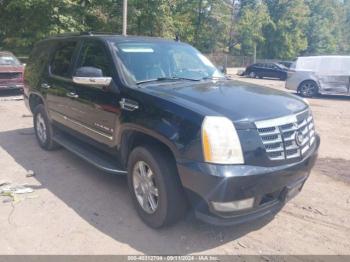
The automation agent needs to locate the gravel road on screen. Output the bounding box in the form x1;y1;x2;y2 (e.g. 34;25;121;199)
0;79;349;255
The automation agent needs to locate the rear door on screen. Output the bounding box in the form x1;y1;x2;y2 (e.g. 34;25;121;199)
45;40;79;125
70;39;121;145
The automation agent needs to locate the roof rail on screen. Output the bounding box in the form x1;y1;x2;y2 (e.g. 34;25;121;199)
49;31;119;38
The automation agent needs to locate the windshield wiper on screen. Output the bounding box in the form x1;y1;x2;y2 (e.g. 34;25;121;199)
136;77;200;85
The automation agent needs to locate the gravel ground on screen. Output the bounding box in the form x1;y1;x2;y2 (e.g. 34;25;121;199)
0;77;349;255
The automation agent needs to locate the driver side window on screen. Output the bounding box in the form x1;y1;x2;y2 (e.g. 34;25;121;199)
77;41;112;77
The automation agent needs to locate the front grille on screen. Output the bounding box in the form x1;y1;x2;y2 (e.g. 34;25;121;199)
0;72;21;79
256;110;316;161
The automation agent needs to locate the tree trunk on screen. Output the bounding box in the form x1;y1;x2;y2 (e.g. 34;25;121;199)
253;42;257;63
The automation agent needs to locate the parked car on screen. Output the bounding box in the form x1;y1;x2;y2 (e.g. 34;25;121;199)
245;63;288;80
286;56;350;97
24;33;320;228
0;51;24;91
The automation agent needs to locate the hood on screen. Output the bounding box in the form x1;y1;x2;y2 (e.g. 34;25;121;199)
142;79;308;124
0;65;24;73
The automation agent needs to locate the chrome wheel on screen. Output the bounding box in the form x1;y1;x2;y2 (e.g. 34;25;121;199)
36;113;47;143
132;161;159;214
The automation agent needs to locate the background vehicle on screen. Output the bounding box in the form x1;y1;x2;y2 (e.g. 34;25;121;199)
244;63;288;80
0;51;24;91
24;33;319;228
286;56;350;97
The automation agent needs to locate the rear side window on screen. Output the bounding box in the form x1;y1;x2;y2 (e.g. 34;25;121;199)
76;41;111;77
50;41;77;77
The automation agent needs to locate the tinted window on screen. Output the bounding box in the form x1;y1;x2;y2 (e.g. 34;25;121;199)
76;41;111;77
50;41;77;77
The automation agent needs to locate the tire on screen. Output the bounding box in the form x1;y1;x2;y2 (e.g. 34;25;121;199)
298;80;318;98
249;71;257;78
127;145;187;228
33;104;60;150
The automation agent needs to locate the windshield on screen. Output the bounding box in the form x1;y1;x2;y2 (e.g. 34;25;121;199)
109;41;224;84
0;53;20;66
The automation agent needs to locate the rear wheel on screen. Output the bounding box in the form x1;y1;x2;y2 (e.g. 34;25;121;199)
127;145;187;228
33;104;60;150
298;80;318;98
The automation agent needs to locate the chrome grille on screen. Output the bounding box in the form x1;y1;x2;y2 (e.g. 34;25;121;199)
256;110;316;161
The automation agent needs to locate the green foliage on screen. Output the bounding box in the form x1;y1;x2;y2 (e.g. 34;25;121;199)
0;0;349;58
305;0;342;55
263;0;310;59
236;1;271;56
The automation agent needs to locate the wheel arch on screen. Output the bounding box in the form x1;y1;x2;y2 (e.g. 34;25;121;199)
28;92;45;113
119;128;179;170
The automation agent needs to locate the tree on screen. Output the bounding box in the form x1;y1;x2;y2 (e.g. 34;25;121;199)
263;0;310;59
305;0;342;55
236;1;271;60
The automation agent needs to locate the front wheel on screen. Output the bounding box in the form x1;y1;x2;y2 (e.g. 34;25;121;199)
127;146;187;228
298;80;318;98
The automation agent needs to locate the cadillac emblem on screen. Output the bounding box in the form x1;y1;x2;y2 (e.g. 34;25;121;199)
295;131;304;146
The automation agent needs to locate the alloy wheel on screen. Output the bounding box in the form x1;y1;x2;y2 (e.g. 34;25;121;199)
300;82;317;97
132;161;159;214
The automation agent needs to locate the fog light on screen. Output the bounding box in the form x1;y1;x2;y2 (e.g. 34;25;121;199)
211;198;254;212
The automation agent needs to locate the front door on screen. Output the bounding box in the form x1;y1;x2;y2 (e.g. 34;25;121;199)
70;40;121;146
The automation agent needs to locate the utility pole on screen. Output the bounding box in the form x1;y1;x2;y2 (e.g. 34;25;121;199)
122;0;128;36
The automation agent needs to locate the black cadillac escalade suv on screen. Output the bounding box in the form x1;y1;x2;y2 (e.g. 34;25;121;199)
24;33;320;228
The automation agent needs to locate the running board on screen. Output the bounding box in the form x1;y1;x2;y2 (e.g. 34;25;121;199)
53;133;127;175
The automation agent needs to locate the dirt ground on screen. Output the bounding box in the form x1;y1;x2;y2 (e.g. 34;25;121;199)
0;75;349;255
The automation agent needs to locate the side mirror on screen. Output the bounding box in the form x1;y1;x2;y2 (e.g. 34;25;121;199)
73;66;112;87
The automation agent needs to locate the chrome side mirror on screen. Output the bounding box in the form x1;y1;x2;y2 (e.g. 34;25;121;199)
73;76;112;87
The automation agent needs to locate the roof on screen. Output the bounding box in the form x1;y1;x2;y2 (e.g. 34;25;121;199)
43;32;179;44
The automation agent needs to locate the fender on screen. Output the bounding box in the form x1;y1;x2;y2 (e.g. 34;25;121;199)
117;123;181;159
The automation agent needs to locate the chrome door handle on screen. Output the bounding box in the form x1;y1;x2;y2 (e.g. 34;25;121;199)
66;92;79;99
41;83;51;89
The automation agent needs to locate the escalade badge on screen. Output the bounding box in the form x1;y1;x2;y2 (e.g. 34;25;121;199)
295;131;304;147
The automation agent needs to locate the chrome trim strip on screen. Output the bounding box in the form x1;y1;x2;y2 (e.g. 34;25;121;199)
255;109;309;129
55;112;114;141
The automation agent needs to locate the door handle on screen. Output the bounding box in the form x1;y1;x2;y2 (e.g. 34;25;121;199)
41;83;51;89
66;92;79;99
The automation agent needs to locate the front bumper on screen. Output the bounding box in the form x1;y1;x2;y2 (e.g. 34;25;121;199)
177;134;320;226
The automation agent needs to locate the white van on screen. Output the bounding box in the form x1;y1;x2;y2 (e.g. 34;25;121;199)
285;56;350;97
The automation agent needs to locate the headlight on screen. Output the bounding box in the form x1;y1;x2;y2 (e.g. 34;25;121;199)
201;116;244;164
